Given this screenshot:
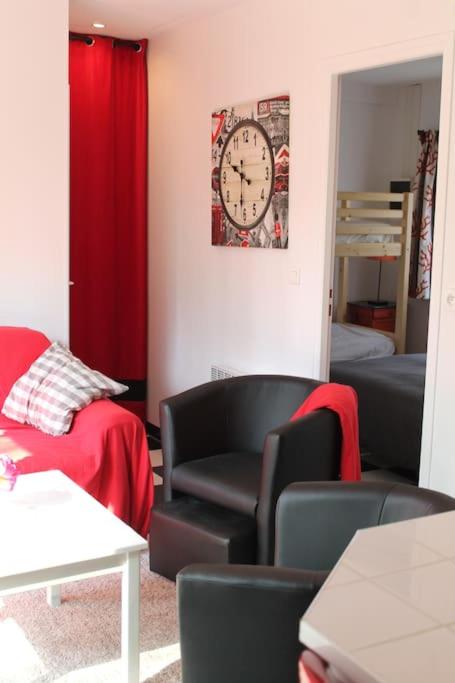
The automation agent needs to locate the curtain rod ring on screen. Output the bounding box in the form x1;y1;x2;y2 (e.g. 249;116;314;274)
69;33;95;47
112;38;142;52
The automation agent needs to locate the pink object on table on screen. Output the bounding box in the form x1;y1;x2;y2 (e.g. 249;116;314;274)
0;327;154;537
0;455;18;491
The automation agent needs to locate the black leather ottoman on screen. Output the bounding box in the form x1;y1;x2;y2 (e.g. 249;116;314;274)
149;497;257;580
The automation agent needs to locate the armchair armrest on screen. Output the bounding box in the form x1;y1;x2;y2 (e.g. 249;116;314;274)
178;563;326;683
160;381;227;499
257;409;341;564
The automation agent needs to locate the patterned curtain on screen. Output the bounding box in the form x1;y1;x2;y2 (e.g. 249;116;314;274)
409;130;438;299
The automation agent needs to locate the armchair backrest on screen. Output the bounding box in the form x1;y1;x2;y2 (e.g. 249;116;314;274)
275;481;455;571
0;327;50;408
222;375;321;453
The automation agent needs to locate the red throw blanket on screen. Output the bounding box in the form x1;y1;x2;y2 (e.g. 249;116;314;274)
1;403;154;538
291;383;361;481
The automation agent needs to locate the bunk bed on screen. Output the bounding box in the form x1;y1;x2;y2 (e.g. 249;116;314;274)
329;191;425;477
334;190;413;354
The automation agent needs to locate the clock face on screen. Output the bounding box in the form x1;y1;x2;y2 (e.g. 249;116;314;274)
219;120;275;231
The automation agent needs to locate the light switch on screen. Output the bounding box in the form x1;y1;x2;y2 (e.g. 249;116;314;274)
290;269;301;286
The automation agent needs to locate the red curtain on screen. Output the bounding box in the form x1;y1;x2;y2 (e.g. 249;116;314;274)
69;36;148;420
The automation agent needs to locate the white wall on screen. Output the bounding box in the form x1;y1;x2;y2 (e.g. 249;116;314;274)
335;77;442;306
337;81;407;305
147;0;455;425
420;79;443;129
0;0;69;342
338;82;407;195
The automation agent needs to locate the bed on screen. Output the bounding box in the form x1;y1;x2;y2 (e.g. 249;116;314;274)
334;190;413;354
331;353;425;476
331;322;395;362
331;191;424;476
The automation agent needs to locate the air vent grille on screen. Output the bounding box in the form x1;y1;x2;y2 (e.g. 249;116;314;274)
210;364;242;382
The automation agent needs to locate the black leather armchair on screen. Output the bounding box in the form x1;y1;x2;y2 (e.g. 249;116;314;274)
159;375;341;565
178;481;455;683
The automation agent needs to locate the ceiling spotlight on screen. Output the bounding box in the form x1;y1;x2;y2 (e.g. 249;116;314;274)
92;22;105;29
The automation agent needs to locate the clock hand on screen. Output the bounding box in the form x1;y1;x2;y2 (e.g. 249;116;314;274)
239;160;246;208
230;161;247;184
239;159;252;185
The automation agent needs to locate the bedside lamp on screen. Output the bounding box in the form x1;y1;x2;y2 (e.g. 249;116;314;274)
367;256;396;307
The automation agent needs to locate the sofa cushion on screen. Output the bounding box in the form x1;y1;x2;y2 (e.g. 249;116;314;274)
2;342;127;436
171;452;263;517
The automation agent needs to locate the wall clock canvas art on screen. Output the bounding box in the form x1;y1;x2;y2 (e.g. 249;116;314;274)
212;94;289;248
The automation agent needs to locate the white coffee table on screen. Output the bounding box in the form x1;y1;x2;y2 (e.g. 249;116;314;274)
0;470;148;682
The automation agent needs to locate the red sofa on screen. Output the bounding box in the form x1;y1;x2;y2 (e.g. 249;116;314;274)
0;327;154;538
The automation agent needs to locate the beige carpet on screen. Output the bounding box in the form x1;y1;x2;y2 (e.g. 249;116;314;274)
0;553;181;683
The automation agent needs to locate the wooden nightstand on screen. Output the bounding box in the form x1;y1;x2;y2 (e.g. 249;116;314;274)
347;300;396;332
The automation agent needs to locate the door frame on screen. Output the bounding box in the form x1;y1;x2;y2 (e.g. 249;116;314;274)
317;33;455;488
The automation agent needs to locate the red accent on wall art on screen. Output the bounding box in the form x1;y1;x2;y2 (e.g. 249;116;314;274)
212;205;224;245
212;113;225;144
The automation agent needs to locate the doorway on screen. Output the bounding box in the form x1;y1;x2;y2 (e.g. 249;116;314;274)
331;57;442;483
318;34;455;490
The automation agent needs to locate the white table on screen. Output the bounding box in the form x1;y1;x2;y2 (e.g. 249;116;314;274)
300;510;455;683
0;470;147;683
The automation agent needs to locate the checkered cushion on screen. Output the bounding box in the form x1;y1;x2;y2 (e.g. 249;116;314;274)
2;342;128;436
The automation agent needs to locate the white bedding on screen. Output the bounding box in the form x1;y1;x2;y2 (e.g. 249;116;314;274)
331;323;395;363
336;220;398;245
336;234;396;244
